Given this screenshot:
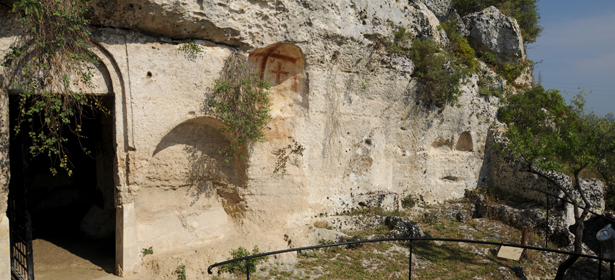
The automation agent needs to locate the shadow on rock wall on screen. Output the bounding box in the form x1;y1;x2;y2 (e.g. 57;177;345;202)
148;117;247;217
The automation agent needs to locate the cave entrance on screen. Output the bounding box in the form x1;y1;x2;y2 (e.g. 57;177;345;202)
8;95;116;280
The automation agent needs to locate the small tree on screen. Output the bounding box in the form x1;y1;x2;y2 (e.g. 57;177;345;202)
497;86;614;279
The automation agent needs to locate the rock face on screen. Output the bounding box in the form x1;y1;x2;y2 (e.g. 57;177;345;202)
87;0;447;49
0;1;593;279
462;6;526;63
419;0;453;21
0;0;509;276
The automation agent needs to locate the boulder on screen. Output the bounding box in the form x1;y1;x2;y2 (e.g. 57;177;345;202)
462;6;526;63
373;216;424;239
469;193;574;247
419;0;452;21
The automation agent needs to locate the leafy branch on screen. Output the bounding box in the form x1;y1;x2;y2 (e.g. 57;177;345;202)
2;0;107;175
273;139;305;175
209;52;271;162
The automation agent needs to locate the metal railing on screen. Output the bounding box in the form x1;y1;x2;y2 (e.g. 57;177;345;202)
207;237;615;279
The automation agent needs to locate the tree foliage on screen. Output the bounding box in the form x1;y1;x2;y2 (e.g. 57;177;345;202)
452;0;543;43
2;0;107;175
497;86;615;279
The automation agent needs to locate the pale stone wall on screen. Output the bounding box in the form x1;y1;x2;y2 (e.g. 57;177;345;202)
0;1;516;278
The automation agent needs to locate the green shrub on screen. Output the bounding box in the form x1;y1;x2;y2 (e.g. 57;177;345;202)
496;60;532;85
210;72;271;162
3;0;108;176
402;195;418;208
477;50;532;86
477;75;507;100
176;264;186;280
141;247;153;256
219;246;269;275
452;0;543;44
389;27;413;55
179;39;203;55
441;21;478;73
409;38;463;107
478;51;497;65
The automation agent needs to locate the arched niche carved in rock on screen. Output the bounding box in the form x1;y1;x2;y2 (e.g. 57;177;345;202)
455;131;473;152
249;43;307;118
137;117;246;253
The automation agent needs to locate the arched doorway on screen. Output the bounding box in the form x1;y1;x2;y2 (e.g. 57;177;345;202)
6;50;118;279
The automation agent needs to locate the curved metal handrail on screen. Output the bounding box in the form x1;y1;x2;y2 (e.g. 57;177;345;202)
208;237;614;278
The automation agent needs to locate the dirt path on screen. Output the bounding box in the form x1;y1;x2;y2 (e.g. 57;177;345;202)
32;238;115;280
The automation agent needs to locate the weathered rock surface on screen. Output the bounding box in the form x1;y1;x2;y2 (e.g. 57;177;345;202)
462;6;526;63
353;191;403;211
419;0;452;21
488;130;606;215
469;192;575;246
373;216;424;239
87;0;447;49
0;1;595;279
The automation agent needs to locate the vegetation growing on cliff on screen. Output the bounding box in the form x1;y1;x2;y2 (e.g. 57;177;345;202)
402;22;478;108
497;86;615;279
1;0;107;175
452;0;543;44
408;38;464;107
209;52;271;162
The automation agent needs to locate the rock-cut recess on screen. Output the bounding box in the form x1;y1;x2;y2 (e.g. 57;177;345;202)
137;117;247;253
248;43;308;118
455;131;473;152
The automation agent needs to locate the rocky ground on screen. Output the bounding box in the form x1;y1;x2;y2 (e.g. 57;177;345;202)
209;194;613;280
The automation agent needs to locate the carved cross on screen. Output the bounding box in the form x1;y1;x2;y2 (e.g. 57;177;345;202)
270;61;289;85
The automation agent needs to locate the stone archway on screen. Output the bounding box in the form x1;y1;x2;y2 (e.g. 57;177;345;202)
136;117;246;254
1;40;124;279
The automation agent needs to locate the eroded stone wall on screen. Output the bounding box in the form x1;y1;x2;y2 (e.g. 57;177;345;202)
0;1;517;278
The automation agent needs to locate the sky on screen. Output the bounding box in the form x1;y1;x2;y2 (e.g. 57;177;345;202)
527;0;615;115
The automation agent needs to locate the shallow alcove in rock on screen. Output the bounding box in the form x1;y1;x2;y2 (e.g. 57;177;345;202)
248;43;308;118
455;131;473;152
137;117;247;254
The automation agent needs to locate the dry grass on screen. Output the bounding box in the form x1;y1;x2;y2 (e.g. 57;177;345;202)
216;201;560;279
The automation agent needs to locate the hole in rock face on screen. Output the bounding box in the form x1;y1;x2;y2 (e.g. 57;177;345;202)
455;131;473;152
147;71;152;77
364;139;372;145
129;3;134;8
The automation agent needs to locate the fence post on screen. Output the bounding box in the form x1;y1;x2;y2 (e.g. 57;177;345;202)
545;194;549;248
408;240;413;280
246;259;250;280
610;260;613;280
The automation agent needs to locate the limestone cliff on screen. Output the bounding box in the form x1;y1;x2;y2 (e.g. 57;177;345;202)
0;1;531;278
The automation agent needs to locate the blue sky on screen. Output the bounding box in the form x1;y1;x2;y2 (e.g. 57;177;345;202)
527;0;615;115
